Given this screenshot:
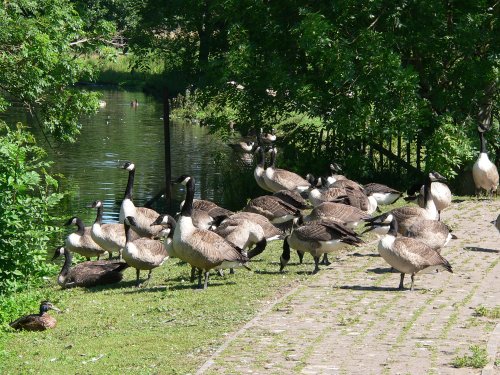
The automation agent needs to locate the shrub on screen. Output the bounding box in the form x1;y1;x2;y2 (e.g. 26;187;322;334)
0;123;63;295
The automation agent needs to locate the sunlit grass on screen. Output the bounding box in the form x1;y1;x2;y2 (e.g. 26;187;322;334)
1;241;313;373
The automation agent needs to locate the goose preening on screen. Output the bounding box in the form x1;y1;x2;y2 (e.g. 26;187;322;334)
363;183;401;205
263;147;311;193
225;212;284;242
243;195;301;224
52;246;129;288
365;172;443;234
64;217;106;260
214;217;267;259
173;175;250;289
406;172;451;220
119;161;163;238
9;301;61;331
371;217;453;290
364;217;456;252
123;216;168;287
273;190;310;209
304;202;371;229
280;220;363;274
90;200;126;259
472;131;499;197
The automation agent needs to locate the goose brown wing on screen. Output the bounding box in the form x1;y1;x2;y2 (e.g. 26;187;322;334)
192;230;248;264
273;168;310;189
229;212;284;239
311;202;370;222
133;238;168;260
321;188;347;202
393;237;452;270
363;183;400;195
331;179;364;192
193;200;234;217
100;223;126;245
273;190;309;209
391;206;426;222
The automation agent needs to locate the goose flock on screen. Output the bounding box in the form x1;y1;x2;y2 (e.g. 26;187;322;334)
10;129;499;331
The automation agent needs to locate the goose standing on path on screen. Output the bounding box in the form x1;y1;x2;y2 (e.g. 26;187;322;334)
472;130;499;197
90;200;126;259
263;147;310;193
10;301;61;331
64;217;106;260
173;175;250;289
52;247;129;288
119;161;163;238
371;217;453;291
123;216;168;287
365;172;444;234
279;220;363;274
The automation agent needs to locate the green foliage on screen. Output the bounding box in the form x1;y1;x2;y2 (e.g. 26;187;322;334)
0;0;108;142
0;124;63;295
452;345;489;368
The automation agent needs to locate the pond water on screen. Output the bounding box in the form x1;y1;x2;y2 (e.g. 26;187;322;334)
2;89;255;225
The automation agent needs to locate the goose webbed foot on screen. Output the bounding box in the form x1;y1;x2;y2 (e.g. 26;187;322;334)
398;273;405;290
320;253;331;266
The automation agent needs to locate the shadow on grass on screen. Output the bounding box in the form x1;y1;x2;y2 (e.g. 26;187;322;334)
464;246;499;253
349;252;379;257
367;267;399;274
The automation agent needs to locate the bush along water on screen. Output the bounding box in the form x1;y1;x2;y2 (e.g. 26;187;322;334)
0;123;63;325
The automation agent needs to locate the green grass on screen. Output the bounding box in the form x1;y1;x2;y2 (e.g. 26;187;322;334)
474;305;500;319
452;345;489;368
1;241;311;374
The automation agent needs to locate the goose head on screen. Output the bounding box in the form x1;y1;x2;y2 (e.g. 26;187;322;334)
90;200;103;209
63;217;78;226
175;175;192;186
330;163;343;174
121;161;135;171
51;246;66;261
429;171;447;183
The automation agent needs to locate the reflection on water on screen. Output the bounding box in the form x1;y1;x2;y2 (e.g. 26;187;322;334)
2;89;251;225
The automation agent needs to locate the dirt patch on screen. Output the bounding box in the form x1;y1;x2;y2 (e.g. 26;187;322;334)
198;199;500;374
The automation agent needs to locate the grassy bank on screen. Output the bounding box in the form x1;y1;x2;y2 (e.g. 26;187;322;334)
1;240;310;374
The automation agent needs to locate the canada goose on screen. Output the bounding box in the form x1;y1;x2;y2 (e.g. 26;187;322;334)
190;199;234;218
406;172;451;220
260;128;276;144
214;217;267;259
273;190;310;209
372;217;453;290
330;178;365;192
64;217;106;260
280;220;363;274
226;212;284;241
325;163;347;186
90;200;126;259
405;220;456;251
365;172;443;234
123;216;168;287
263;147;310;193
253;146;273;192
363;183;401;205
52;246;129;288
304;202;371;229
173;175;250;289
228;140;255;153
119;161;163;238
151;214;177;251
10;301;61;331
244;195;301;224
473;130;499;197
178;199;232;229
